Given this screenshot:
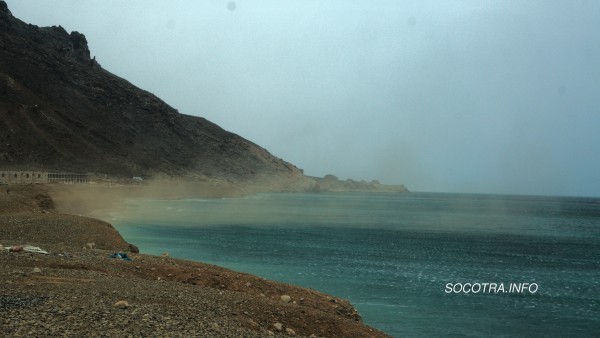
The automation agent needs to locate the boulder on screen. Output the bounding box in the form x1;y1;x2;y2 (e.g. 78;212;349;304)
9;245;23;252
129;243;139;253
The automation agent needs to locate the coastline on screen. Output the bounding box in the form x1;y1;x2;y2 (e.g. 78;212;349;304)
0;184;390;337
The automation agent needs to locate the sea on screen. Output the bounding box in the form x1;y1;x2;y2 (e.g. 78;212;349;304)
111;192;600;337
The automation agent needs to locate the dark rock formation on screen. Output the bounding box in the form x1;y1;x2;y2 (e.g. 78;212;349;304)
68;31;91;63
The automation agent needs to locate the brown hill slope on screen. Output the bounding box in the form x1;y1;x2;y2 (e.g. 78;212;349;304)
0;1;304;182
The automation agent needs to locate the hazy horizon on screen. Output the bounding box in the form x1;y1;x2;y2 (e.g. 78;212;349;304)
7;1;600;197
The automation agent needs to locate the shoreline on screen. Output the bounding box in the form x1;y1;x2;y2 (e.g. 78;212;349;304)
0;184;390;337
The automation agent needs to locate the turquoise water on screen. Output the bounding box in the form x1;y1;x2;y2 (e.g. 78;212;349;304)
112;192;600;337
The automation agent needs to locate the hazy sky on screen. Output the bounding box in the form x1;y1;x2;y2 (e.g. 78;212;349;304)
7;1;600;196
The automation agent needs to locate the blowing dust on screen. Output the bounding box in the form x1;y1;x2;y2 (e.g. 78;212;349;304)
46;179;251;221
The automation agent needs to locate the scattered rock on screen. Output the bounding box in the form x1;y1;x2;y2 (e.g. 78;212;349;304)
273;322;283;331
86;242;95;249
161;252;169;258
280;295;291;303
266;330;275;336
286;327;296;336
32;267;42;274
247;319;259;328
113;300;129;309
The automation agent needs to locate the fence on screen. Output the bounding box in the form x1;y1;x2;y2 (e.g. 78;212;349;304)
47;173;89;184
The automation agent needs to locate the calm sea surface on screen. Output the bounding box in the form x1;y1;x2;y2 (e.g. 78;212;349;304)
112;192;600;337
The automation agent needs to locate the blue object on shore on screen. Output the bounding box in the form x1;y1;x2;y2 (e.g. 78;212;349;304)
109;252;132;261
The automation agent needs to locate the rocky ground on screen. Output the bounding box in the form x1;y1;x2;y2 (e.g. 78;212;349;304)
0;185;389;337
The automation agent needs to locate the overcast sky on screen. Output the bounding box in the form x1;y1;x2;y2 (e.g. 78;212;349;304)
7;0;600;196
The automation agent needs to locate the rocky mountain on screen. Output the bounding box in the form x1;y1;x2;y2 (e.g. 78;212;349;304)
0;1;306;183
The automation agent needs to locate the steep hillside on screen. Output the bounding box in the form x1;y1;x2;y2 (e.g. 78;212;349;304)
0;1;304;182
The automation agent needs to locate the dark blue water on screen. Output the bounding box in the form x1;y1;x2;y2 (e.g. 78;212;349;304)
113;192;600;337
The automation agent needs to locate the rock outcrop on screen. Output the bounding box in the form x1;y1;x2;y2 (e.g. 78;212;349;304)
308;174;408;193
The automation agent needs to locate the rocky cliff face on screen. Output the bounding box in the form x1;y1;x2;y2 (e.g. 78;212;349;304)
0;1;305;182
